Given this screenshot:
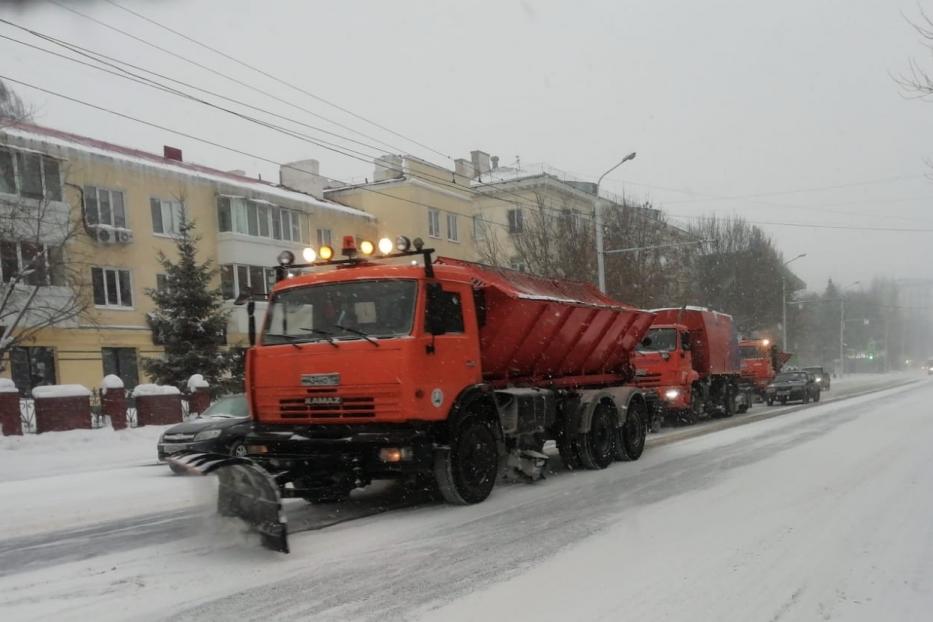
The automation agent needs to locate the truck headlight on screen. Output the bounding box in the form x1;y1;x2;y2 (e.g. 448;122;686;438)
664;389;680;400
194;429;222;441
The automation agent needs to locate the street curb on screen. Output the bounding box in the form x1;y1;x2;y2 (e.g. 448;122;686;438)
645;378;923;449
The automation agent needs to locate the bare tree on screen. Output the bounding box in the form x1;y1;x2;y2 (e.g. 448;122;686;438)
0;80;31;129
0;84;91;371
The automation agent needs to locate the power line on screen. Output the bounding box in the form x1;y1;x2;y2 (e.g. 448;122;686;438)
666;213;933;233
43;0;418;158
0;73;520;235
0;18;606;224
100;0;451;161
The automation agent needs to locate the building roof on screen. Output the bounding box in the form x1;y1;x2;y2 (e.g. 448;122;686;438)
0;122;373;219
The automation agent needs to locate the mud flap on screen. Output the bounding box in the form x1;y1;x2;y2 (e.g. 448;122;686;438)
167;452;289;553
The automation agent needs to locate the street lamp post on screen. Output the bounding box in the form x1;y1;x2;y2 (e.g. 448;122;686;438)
781;253;807;351
595;152;637;293
839;280;861;377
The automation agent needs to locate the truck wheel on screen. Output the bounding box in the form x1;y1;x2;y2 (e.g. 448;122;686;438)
616;400;647;462
766;397;773;406
557;431;582;471
723;387;737;418
434;415;499;505
580;402;616;470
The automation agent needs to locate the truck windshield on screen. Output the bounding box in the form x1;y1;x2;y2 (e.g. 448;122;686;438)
637;327;677;352
739;345;764;359
262;279;417;345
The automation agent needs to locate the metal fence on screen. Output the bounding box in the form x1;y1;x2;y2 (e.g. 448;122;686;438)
18;389;196;434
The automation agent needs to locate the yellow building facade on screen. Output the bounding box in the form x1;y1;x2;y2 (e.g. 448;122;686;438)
0;123;375;394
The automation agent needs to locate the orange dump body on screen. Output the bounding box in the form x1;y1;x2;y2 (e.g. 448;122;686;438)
440;258;655;386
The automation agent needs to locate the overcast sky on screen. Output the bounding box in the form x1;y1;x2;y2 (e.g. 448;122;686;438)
2;0;933;293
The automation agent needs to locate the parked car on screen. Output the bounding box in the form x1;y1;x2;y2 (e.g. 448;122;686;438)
766;371;821;405
157;394;250;474
803;366;831;390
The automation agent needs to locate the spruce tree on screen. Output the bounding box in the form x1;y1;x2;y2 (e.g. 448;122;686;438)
142;220;231;390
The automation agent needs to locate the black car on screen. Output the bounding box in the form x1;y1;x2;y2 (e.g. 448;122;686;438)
803;366;831;391
766;371;821;406
157;394;250;474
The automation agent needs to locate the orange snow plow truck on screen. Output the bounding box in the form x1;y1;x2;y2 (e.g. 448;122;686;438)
171;236;654;552
739;338;792;398
633;307;749;426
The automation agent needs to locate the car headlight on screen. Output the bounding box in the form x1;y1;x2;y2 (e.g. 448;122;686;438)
194;429;223;441
664;389;680;400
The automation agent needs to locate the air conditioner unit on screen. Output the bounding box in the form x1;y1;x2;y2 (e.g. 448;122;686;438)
94;227;113;244
115;229;133;244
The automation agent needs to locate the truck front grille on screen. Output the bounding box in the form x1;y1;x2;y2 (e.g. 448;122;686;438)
272;385;401;420
633;372;663;388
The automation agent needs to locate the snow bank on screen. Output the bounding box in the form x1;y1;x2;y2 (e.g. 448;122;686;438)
100;374;124;394
0;378;18;394
131;384;181;397
31;384;91;399
187;374;209;392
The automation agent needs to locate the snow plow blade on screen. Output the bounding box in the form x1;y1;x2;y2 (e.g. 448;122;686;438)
167;451;289;553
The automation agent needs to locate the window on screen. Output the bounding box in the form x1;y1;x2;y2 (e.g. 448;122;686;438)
220;263;276;300
427;290;464;333
84;187;127;228
447;213;459;242
217;197;306;242
0;241;65;285
0;150;62;199
150;198;185;235
507;209;524;234
472;215;486;241
10;346;56;395
101;347;139;390
317;228;333;247
0;149;13;194
428;208;440;238
91;267;133;307
217;197;232;232
155;273;168;292
509;258;527;273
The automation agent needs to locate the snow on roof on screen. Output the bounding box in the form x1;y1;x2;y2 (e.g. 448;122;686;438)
1;123;373;220
32;384;91;399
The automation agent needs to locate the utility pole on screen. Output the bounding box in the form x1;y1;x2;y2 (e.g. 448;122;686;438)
838;281;861;377
595;152;636;293
781;253;807;351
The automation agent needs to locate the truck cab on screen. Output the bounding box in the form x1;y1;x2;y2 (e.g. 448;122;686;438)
739;339;790;396
634;324;697;411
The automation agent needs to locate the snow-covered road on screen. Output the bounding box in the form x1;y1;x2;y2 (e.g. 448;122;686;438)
1;373;931;620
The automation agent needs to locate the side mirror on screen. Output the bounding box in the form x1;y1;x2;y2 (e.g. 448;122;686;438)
425;282;447;336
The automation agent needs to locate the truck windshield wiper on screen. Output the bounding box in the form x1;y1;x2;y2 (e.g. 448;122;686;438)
271;334;304;349
335;324;379;346
299;328;339;348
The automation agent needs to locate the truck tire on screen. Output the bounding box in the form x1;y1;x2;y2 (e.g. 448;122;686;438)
434;415;499;505
722;387;736;418
766;397;774;406
579;402;615;470
616;399;647;462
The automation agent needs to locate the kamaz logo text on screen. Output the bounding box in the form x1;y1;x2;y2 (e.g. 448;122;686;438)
306;396;342;406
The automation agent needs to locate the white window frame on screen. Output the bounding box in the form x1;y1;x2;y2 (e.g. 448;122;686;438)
92;266;134;309
472;215;486;241
0;240;64;286
0;148;63;201
507;209;523;234
85;186;128;228
316;228;333;247
151;198;185;236
428;208;440;238
447;213;459;242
